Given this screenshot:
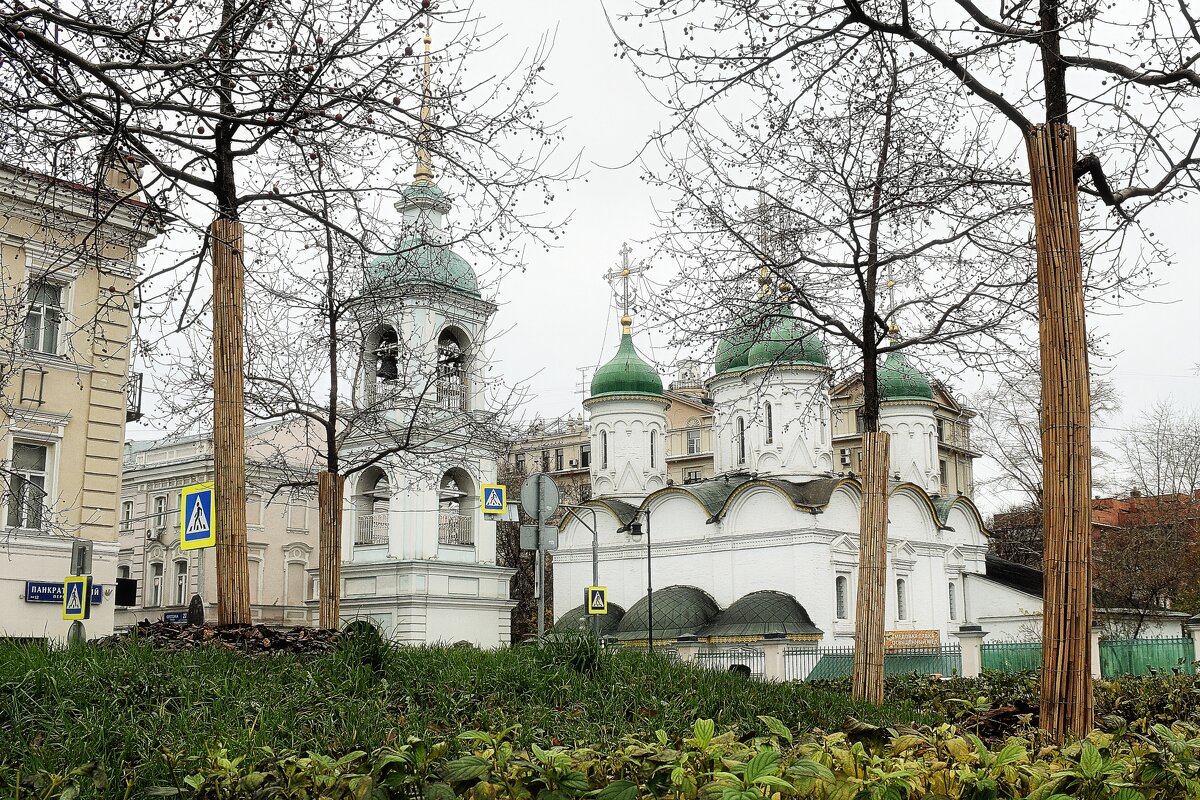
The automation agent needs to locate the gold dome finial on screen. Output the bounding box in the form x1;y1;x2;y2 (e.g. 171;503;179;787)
413;25;434;185
621;314;633;334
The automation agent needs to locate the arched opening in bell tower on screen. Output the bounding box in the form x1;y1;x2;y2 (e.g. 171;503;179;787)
436;327;469;411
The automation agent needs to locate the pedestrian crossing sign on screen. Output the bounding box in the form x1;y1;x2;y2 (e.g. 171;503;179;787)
180;482;216;551
62;575;92;621
586;585;608;615
481;484;507;514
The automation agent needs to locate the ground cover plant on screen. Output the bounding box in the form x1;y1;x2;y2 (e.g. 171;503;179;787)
0;631;923;797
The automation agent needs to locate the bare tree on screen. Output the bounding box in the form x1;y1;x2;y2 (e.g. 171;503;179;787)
2;1;570;623
616;0;1198;738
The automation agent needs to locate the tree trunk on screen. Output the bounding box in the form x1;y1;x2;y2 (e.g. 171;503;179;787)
1026;123;1094;740
853;430;890;703
211;218;251;625
318;470;345;629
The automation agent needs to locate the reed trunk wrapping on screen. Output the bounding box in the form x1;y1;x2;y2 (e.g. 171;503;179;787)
1026;123;1094;740
853;430;890;703
211;218;251;625
318;471;345;629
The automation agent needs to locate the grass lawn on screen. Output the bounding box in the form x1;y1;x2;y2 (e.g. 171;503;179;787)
0;634;927;794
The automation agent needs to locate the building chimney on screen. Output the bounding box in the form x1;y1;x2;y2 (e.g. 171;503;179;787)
102;152;147;198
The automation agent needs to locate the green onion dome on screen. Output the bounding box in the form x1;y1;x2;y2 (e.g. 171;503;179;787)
878;349;934;401
714;331;756;375
589;332;664;398
366;236;480;298
746;306;827;369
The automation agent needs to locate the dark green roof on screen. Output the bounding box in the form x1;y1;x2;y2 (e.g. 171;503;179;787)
554;602;625;636
701;590;822;639
714;330;755;374
878;350;934;401
615;585;719;641
366;236;480;297
590;333;664;398
746;306;827;369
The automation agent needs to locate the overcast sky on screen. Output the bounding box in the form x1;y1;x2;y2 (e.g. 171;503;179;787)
478;3;1199;511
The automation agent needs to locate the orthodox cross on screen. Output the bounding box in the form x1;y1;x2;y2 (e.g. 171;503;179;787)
603;242;646;334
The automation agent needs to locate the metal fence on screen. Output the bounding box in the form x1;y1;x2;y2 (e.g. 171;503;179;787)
783;645;962;681
695;646;766;678
981;641;1042;673
1101;637;1196;677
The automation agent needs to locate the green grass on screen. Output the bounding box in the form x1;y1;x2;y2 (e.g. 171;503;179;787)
0;636;927;795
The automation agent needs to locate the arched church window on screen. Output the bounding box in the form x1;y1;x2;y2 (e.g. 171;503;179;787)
600;430;608;470
948;581;957;621
436;329;467;411
735;417;746;465
764;402;774;444
835;575;849;620
649;429;657;468
896;578;908;621
438;471;473;546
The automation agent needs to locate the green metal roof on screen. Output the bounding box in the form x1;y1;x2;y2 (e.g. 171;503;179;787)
554;602;625;636
590;333;664;398
714;330;755;374
746;306;827;369
615;585;719;641
878;350;934;401
366;236;480;297
701;590;822;639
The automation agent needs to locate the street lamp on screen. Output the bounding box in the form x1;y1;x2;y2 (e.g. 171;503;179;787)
625;510;653;653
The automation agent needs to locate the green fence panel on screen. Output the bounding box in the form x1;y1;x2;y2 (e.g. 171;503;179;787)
981;642;1042;673
804;648;962;680
1100;638;1196;677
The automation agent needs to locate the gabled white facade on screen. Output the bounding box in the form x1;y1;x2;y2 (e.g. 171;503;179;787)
880;399;941;492
587;395;670;501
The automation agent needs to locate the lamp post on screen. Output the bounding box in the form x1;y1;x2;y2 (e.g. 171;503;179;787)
563;504;601;638
627;509;653;653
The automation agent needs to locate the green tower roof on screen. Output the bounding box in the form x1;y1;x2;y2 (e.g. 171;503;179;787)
590;332;664;398
366;236;480;298
746;306;827;369
878;349;934;401
714;330;755;374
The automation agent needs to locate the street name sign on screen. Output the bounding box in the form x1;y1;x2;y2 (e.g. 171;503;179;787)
25;580;102;605
180;482;216;551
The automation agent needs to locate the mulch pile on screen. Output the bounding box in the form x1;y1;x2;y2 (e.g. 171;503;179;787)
96;619;342;655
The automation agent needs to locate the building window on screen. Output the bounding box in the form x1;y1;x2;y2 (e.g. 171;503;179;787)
684;468;702;483
939;459;949;490
246;493;263;526
436;330;468;411
121;500;134;530
554;448;564;472
649;430;657;468
764;402;773;444
735;417;746;465
855;410;866;434
515;453;525;473
540;450;550;472
686;429;701;455
117;564;130;581
835;575;849;620
24;281;63;355
896;578;908;622
936;418;945;442
174;558;189;605
149;562;164;607
580;444;591;469
152;495;168;531
287;496;307;529
948;581;957;621
6;442;49;529
600;431;608;470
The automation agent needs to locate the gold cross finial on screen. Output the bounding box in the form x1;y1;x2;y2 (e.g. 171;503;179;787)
414;23;434;185
604;242;645;335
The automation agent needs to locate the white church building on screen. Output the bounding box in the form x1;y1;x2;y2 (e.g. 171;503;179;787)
555;299;1190;651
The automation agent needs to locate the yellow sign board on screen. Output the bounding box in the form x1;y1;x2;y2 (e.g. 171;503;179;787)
62;575;92;621
180;482;216;551
481;484;507;514
586;586;608;615
884;629;940;650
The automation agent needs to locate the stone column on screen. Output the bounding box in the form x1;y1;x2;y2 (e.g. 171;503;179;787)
951;624;987;679
674;634;701;663
1090;622;1103;679
758;633;788;682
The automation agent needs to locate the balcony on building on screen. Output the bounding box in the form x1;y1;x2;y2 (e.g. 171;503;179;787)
126;372;143;422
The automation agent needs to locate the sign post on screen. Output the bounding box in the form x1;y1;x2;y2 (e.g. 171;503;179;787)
520;472;560;639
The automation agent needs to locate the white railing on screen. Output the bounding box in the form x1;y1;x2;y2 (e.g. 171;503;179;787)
438;511;473;546
355;512;388;546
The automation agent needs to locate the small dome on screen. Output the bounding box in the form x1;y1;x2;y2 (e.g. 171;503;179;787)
590;333;664;398
878;350;934;401
615;585;719;640
714;331;755;374
367;236;480;297
746;307;826;369
554;602;625;636
701;590;822;639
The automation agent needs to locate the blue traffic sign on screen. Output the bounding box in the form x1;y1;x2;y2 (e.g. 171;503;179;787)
63;575;92;620
180;482;215;550
481;484;507;514
25;580;102;605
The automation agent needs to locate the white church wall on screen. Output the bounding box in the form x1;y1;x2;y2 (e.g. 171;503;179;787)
880;402;939;492
823;486;861;532
722;486;798;533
